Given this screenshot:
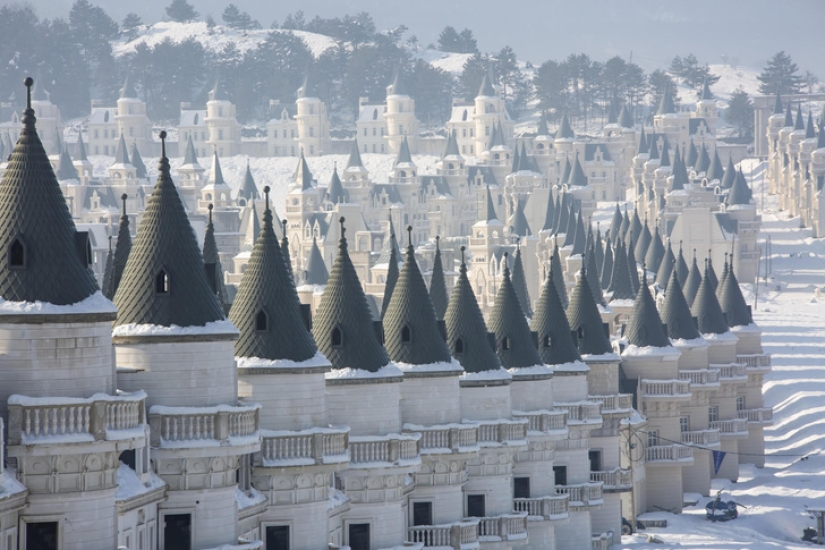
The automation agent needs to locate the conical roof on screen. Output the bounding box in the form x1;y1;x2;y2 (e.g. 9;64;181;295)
113;133;131;166
784;102;794;127
485;122;499;151
536;111;550;135
531;265;581;365
56;145;78;180
675;245;689;285
686;139;698;168
562;200;578;247
626;209;642;248
625;268;670;348
380;233;400;319
556;112;575;140
510;245;533;317
484;184;498;221
488;257;543;369
510;144;521;173
239;161;259;200
585;241;605;306
683;254;701;306
619;207;630;241
377;215;403;264
773;90;783;114
706;256;719;292
230;189;317;361
659;138;671;167
721;157;736;189
208;149;226;186
102;237;113;301
700;77;714;101
552;192;567;235
295;151;314;190
208;78;226;102
637;127;648;156
595;226;605;275
386;68;408;97
281;219;294;281
706;148;724;181
661;269;700;341
326;167;347;204
806;112;817;139
202;205;229;308
794;105;805;131
570;209;586;256
445;247;501;373
550;242;568;308
429;237;448;321
76;133;88;162
600;236;614;291
542;189;556;232
383;229;452;365
727;169;752;206
695;143;711;174
690;265;729;335
656;244;675;287
107;194;132;300
718;263;752;327
182;134;199;165
567;267;612;355
657;86;676;115
443;130;461;158
478;70;496;97
130;142;147;179
634;220;652;264
346;138;365;169
609;204;623;243
644;226;665;273
0;79;99;305
313;218;390;372
395;136;413;165
509;197;531;237
671;146;689;190
296;71;317;99
619;103;633;128
558;156;572;187
304;236;328;286
120;76;137;99
567;153;588;186
648;132;660;161
626;239;640;294
113;133;224;327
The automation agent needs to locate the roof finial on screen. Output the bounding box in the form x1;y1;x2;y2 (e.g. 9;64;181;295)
159;130;167;158
24;76;33;110
282;219;288;238
679;239;683;253
121;193;128;216
436;235;440;250
693;248;697;260
460;245;466;265
516;236;520;250
406;225;413;247
207;203;213;225
264;185;271;212
339;216;346;240
108;235;112;252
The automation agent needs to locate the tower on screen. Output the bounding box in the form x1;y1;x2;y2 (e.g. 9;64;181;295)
205;79;241;156
384;70;419;155
116;77;152;157
295;74;331;156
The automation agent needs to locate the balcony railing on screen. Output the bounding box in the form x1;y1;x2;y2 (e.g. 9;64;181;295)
403;423;478;454
590;468;632;492
407;520;479;549
512;409;567;435
260;427;349;467
681;429;721;447
349;433;420;467
513;494;570;520
738;407;773;424
679;369;720;386
7;391;147;445
556;482;604;508
639;379;691;398
476;419;528;446
591;531;614;550
710;418;750;437
737;354;772;371
646;444;693;463
554;402;603;426
471;513;528;542
588;394;633;415
710;363;748;380
149;403;260;449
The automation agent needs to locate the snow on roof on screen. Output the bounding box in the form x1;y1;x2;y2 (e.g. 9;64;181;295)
325;363;403;380
0;291;116;316
236;350;331;371
396;358;464;374
116;463;166;502
112;319;239;338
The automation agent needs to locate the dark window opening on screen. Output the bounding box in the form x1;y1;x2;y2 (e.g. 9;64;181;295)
163;514;191;550
331;327;343;347
466;494;485;518
266;525;289;550
543;335;552;348
502;337;510;351
589;450;602;472
553;465;568;486
454;338;464;355
119;449;136;470
401;325;411;343
348;523;370;550
577;327;584;340
26;521;58;550
256;310;268;332
9;239;25;268
413;502;433;526
514;477;530;499
155;270;169;294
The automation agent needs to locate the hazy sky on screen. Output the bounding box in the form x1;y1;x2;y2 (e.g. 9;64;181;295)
28;0;825;78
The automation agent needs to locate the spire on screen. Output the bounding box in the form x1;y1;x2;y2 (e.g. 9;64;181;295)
656;86;676;115
326;167;347;204
395;136;413;165
509;197;531;237
558;156;572;187
609;204;623;244
443;130;462;158
644;226;665;274
695;143;711;174
686;139;698;168
75;133;88;161
784;101;794;127
718;263;753;328
699;77;714;101
119;76;137;99
552;193;566;235
510;143;521;173
445;247;502;373
773;90;783;114
478;69;496;97
183;134;199;165
806;111;817;139
625;266;670;348
230;186;317;361
113;133;131;166
655;243;675;288
562;201;578;247
107;193;132;300
485;122;499;151
296;151;314;190
208;78;225;102
0;78;99;305
647;132;660;161
209;149;226;186
595;225;605;275
488;256;543;369
102;237;113;301
484;184;498;221
727;168;752;206
626;209;642;248
707;256;719;292
56;145;78;180
114;131;224;327
537;111;550;135
721;156;736;189
706;148;724;181
556;112;575;140
634;220;652;264
619;207;630;242
313;218;390;372
281;219;293;281
618;103;633;128
202;204;229;309
380;232;400;319
659;138;671;167
626;238;640;295
690;265;729;335
542;189;556;232
671;146;689;190
567;267;612;355
240;202;260;252
683;253;701;306
794;104;805;131
600;235;614;290
429;237;449;321
386;68;407;97
346;138;365;168
570;209;586;256
585;240;605;306
567;152;588;186
239;161;259;201
675;244;689;285
661;269;700;341
510;244;533;317
550;242;568;308
531;260;582;365
130;142;147;179
377;214;403;265
303;236;329;286
637;127;648;156
608;237;635;300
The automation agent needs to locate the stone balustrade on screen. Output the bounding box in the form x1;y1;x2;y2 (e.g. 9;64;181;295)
591;531;613;550
679;369;720;386
681;429;721;447
349;433;421;467
149;403;260;449
646;444;693;463
710;363;748;380
554;401;603;427
590;468;632;492
472;513;528;542
475;419;528;446
403;423;479;454
737;354;771;371
589;394;633;414
639;379;691;399
512;409;567;435
710;418;750;437
407;520;479;549
738;407;773;424
556;481;604;508
259;427;349;467
7;391;147;445
513;494;570;520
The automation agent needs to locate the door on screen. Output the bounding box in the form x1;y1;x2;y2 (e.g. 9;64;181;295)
26;522;58;550
163;514;191;550
266;525;289;550
348;523;370;550
466;494;485;518
412;502;433;526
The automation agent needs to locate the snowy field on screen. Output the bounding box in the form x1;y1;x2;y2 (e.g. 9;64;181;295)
622;160;825;548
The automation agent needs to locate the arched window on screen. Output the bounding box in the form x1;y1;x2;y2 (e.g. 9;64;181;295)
543;335;552;348
256;310;268;332
401;325;411;343
331;326;343;347
9;238;25;268
454;337;464;355
502;337;510;351
155;270;169;294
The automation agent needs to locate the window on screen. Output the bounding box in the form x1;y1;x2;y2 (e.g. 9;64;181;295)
709;406;719;423
310;127;315;137
155;270;169;294
466;494;485;518
256;310;268;332
680;416;690;433
26;521;58;550
363;128;367;136
588;450;602;472
736;396;745;411
9;238;25;268
553;465;567;486
647;430;659;448
514;477;530;499
413;502;433;526
163;514;191;550
331;327;343;347
401;325;411;343
501;336;510;351
543;335;552;348
454;338;464;355
219;129;224;140
348;524;370;550
119;449;136;470
94;129;99;138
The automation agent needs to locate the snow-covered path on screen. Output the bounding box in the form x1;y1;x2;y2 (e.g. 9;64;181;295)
622;162;825;548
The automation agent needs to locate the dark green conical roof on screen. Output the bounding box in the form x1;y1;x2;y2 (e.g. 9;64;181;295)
571;209;587;256
727;169;752;206
542;190;556;232
326;167;347;204
690;265;729;335
706;256;719;292
130;142;147;179
600;235;613;290
657;86;676;115
609;205;623;244
554;191;570;235
381;233;400;319
619;103;633;128
608;238;634;300
686;139;698;168
675;245;689;286
656;244;675;288
114;134;131;166
384;232;452;365
661;269;700;341
619;207;630;243
806;112;817;140
203;205;229;308
102;237;113;301
556;112;575;139
183;134;199;165
230;192;317;362
537;111;550;136
114;134;224;327
562;201;578;247
445;248;501;373
683;254;701;307
239;161;259;200
794;105;805;131
634;220;652;264
550;242;568;308
107;194;132;300
0;79;99;306
644;226;665;274
625;269;670;348
700;78;714;101
429;237;449;321
346;139;365;168
637;127;648;156
531;263;581;365
56;145;78;180
509;197;531;237
671;146;689;190
721;157;736;189
695;144;711;174
718;264;752;328
773;90;783;114
626;239;640;294
558;156;572;187
706;148;724;182
303;236;329;286
484;184;498;221
648;132;660;161
396;136;413;165
784;102;794;127
567;153;588;186
585;241;605;306
478;71;496;97
488;258;543;369
313;219;390;372
510;245;532;317
626;209;642;248
567;267;612;355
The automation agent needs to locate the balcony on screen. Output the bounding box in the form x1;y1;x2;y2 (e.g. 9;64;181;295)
471;513;528;543
403;423;479;455
710;418;750;438
554;401;603;428
7;391;147;445
407;520;479;550
588;394;634;418
681;429;721;448
556;482;604;509
590;468;632;492
738;407;773;425
591;531;614;550
710;363;748;381
646;444;693;464
639;379;691;400
737;354;772;372
259;427;349;467
513;494;570;521
475;419;528;447
512;409;567;437
349;433;420;468
679;369;720;387
149;403;260;450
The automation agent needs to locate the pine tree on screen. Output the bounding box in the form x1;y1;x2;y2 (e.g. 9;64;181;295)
281;10;306;30
458;28;478;54
437;26;461;52
121;12;142;40
758;51;803;95
726;88;754;138
165;0;199;22
458;53;490;101
222;4;261;30
534;59;568;114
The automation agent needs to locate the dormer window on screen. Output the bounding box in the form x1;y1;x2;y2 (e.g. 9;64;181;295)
155;270;169;294
454;337;464;355
401;325;412;344
256;310;268;332
9;238;25;268
502;337;511;351
331;326;343;347
543;335;552;348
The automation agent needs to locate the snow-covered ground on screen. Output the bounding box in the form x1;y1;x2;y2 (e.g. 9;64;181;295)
622;160;825;549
